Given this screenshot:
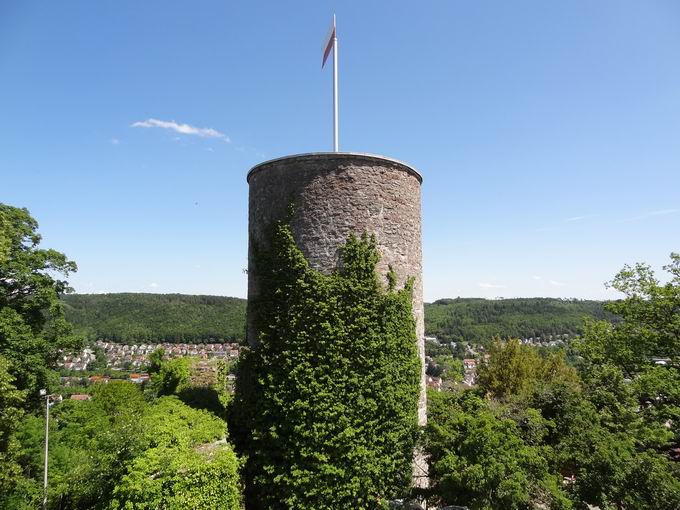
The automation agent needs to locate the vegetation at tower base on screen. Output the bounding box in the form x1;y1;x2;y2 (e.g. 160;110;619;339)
425;254;680;510
233;217;421;509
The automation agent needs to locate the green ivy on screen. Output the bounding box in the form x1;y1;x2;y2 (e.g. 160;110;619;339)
233;217;421;509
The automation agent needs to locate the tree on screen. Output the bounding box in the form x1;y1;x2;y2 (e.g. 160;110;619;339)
0;356;25;504
578;253;680;446
110;396;240;509
12;382;240;509
477;339;579;401
146;347;164;375
426;391;571;510
578;253;680;375
234;220;421;509
0;204;80;406
87;346;107;372
147;357;191;397
110;444;240;510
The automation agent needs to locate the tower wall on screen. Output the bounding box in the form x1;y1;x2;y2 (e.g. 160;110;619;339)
246;152;426;426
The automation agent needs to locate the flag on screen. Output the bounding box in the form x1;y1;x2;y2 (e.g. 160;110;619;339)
322;15;336;68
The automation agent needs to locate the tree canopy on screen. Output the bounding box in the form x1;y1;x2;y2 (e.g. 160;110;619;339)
0;204;80;404
426;253;680;510
63;293;246;343
425;297;612;346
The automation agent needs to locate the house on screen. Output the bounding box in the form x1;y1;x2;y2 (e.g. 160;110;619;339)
130;373;149;383
70;394;91;401
463;359;477;371
426;376;442;392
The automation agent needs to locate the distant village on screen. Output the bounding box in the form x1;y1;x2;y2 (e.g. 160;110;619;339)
57;339;243;372
423;334;573;392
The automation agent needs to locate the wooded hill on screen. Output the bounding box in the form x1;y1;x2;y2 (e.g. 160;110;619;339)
63;293;612;345
63;293;246;343
425;297;613;344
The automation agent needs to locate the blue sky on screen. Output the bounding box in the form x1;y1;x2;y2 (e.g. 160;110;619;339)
1;0;679;301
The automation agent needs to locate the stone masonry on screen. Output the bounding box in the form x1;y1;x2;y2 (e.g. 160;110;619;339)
246;152;426;427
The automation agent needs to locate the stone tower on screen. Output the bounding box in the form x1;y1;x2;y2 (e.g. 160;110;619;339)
246;152;426;426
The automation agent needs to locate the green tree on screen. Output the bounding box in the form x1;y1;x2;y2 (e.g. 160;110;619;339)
0;356;26;504
426;391;570;510
431;356;463;383
234;220;421;509
147;357;191;397
0;204;80;405
110;396;239;509
578;253;680;446
87;346;108;371
477;339;579;401
578;253;680;374
110;444;240;510
146;347;164;375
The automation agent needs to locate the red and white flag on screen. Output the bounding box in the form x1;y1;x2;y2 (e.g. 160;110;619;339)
322;15;336;68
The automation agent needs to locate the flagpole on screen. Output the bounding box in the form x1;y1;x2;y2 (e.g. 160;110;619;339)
332;15;338;152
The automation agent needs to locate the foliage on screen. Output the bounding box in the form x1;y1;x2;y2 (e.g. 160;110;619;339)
0;204;80;505
578;253;680;374
63;293;246;343
65;294;609;348
148;357;191;397
110;443;240;510
578;253;680;445
428;356;464;383
233;219;421;509
0;204;80;407
427;254;680;509
143;354;231;418
0;356;26;503
10;381;239;509
87;346;107;371
425;297;612;345
426;391;571;510
146;347;164;375
477;339;580;401
109;395;239;509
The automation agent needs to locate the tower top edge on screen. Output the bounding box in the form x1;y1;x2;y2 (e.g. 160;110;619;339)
246;152;423;184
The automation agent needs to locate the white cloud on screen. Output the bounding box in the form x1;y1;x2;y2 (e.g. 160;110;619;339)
110;138;120;145
532;275;542;281
565;215;593;222
149;282;159;288
131;118;230;143
625;209;679;221
548;279;566;287
479;282;506;289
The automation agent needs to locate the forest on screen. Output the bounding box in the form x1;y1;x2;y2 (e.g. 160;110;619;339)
424;297;614;344
63;293;610;346
63;293;246;343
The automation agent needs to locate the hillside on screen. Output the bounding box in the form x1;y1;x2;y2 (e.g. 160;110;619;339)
424;297;613;344
63;293;612;345
63;293;247;343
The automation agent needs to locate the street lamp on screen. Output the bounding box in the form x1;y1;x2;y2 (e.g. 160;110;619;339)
40;390;62;510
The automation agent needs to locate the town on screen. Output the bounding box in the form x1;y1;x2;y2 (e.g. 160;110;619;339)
57;339;243;372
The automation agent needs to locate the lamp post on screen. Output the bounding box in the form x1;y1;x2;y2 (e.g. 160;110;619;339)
40;389;61;510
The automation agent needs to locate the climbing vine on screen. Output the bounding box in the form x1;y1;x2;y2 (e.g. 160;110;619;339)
233;216;421;509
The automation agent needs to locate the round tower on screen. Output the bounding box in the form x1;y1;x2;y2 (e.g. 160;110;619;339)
246;152;426;426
